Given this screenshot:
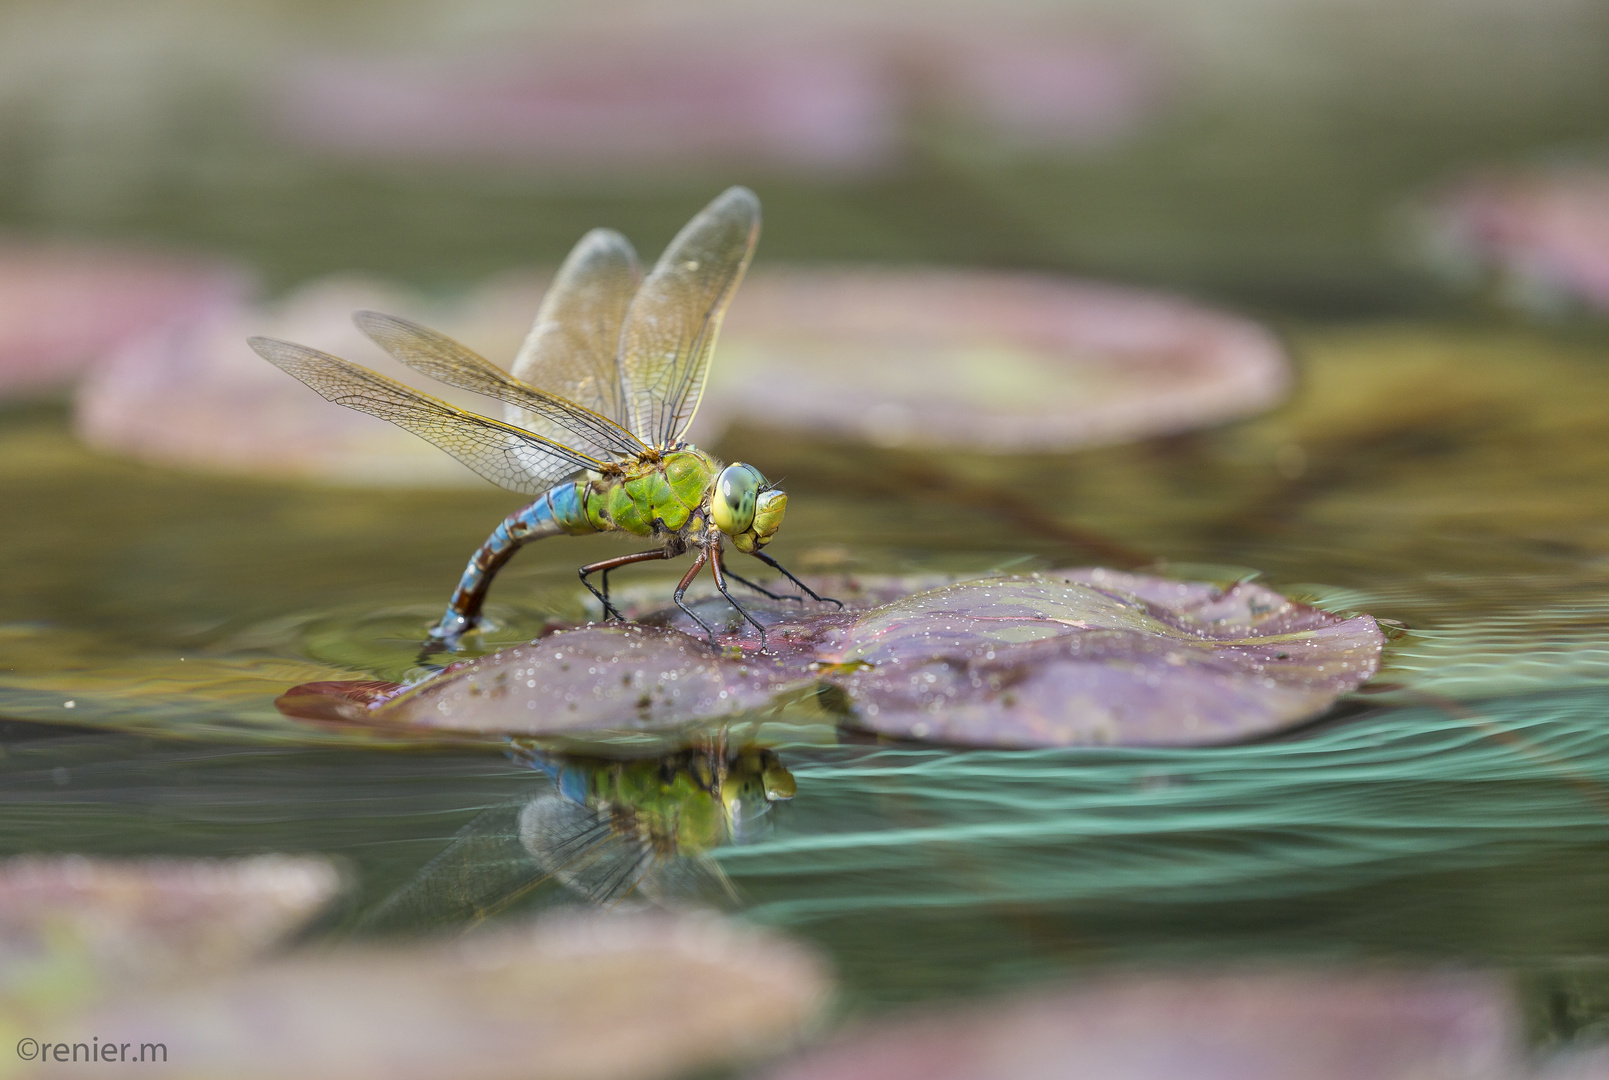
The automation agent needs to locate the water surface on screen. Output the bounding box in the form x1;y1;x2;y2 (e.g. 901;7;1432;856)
5;317;1609;1035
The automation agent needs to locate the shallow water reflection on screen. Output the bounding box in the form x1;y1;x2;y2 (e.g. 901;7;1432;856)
361;741;795;928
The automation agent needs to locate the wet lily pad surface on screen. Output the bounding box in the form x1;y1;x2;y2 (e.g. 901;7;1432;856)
278;569;1383;748
816;569;1383;746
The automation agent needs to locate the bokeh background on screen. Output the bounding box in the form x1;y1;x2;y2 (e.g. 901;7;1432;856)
8;2;1609;1077
3;0;1607;312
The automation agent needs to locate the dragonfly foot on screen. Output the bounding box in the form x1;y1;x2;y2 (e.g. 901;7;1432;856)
579;572;627;622
674;598;718;643
714;584;770;647
725;569;804;603
749;551;845;610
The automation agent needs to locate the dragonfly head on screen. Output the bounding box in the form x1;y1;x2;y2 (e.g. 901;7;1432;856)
721;747;795;843
712;462;787;553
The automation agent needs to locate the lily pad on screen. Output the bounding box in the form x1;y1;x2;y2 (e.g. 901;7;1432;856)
0;855;342;1015
705;269;1290;451
825;569;1385;747
278;570;1382;749
46;911;829;1080
0;243;247;398
1419;166;1609;315
74;267;1287;484
271;21;1168;174
762;969;1516;1080
321;623;803;740
75;276;514;486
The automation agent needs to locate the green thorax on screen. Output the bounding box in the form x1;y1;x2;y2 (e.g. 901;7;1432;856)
582;448;717;537
576;747;794;858
583;755;725;856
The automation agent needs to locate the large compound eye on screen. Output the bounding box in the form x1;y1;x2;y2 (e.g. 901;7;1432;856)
712;462;763;535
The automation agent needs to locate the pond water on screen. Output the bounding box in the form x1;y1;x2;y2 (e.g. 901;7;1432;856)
5;311;1609;1039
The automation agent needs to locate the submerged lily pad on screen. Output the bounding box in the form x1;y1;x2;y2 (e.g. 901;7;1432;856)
763;969;1516;1080
279;570;1381;749
47;911;829;1080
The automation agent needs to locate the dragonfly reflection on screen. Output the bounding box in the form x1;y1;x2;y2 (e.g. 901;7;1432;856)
362;742;795;932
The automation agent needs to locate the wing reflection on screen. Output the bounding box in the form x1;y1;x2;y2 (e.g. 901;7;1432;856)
362;742;794;932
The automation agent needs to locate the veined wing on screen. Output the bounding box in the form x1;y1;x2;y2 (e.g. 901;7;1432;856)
511;228;640;427
619;186;760;448
363;789;714;930
518;793;656;907
248;336;603;494
517;793;733;907
353;310;646;461
358;803;543;932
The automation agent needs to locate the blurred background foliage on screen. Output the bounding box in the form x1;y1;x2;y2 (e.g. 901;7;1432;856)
0;0;1606;312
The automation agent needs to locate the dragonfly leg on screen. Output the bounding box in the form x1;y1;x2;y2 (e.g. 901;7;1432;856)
724;568;804;603
579;550;669;622
748;550;844;609
711;547;769;646
672;548;718;642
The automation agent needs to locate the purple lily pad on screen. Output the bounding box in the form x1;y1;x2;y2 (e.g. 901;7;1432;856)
270;20;1168;173
762;969;1517;1080
279;570;1381;749
0;855;342;1014
0;243;247;398
1420;166;1609;315
703;269;1290;451
48;911;830;1080
823;568;1384;747
75;276;510;486
377;623;801;737
77;267;1286;485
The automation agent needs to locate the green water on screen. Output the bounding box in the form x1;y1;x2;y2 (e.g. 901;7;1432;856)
5;314;1609;1034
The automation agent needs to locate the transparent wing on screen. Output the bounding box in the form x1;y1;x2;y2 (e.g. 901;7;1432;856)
518;794;655;907
358;803;545;932
619;186;760;447
636;853;737;907
249;336;603;495
353;310;646;461
512;228;640;427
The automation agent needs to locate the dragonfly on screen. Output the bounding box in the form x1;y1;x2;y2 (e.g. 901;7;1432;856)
248;187;838;648
360;743;796;928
